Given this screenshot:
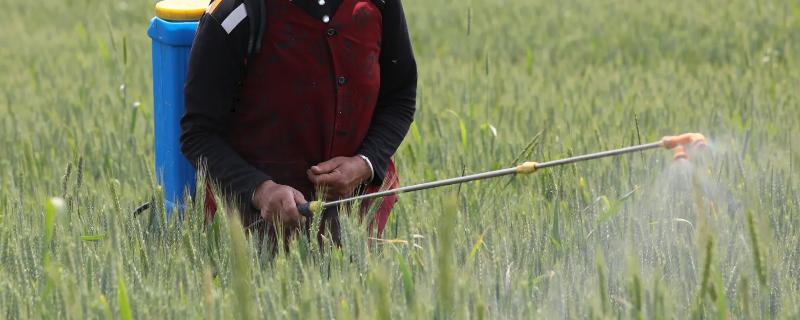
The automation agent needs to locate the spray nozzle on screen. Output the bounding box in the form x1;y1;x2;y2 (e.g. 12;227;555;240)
672;145;688;161
660;133;707;161
661;133;707;150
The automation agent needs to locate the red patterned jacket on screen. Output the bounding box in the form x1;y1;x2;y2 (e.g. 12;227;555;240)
181;0;417;238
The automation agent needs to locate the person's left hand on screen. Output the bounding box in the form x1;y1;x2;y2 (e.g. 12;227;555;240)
307;156;372;200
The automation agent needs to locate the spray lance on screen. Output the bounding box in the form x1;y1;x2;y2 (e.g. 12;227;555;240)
288;133;707;218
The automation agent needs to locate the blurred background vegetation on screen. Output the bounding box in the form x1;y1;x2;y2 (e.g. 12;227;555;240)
1;0;798;318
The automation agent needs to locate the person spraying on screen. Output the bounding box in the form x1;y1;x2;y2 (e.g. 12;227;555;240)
180;0;418;242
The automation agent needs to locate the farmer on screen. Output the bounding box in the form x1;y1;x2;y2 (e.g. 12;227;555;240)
180;0;417;242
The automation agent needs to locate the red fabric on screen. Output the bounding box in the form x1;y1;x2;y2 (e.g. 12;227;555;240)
205;0;398;237
362;161;398;237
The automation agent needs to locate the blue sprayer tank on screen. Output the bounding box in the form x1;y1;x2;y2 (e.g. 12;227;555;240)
147;0;207;215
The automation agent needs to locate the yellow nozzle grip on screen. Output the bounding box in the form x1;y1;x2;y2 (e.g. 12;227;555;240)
298;201;325;217
516;162;539;174
309;201;325;212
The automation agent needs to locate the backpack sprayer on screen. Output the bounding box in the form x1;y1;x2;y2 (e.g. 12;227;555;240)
288;133;707;217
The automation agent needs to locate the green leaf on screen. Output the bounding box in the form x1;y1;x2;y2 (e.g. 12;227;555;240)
396;251;415;306
80;234;108;242
467;231;485;263
118;274;133;320
410;121;422;144
459;120;468;150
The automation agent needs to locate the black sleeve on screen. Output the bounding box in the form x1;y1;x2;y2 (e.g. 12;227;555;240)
180;13;269;208
357;0;418;184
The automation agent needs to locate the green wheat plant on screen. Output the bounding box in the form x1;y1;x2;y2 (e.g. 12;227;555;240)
1;0;799;318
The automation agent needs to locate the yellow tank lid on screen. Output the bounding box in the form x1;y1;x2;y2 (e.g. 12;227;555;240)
155;0;208;21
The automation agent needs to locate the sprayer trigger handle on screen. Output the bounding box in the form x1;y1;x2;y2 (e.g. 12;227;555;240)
297;203;312;218
297;201;324;218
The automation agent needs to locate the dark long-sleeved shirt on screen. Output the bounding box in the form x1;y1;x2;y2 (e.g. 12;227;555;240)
180;0;417;207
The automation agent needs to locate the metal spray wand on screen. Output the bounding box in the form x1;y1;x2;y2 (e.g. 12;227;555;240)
288;133;707;217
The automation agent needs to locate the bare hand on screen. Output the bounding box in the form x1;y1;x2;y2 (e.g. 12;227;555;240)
307;156;372;200
252;180;307;226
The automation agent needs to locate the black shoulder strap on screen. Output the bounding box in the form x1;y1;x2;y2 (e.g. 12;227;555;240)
243;0;266;57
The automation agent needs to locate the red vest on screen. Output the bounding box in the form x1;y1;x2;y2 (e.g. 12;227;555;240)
211;0;398;236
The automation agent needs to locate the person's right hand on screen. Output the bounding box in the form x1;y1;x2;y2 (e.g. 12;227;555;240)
252;180;307;226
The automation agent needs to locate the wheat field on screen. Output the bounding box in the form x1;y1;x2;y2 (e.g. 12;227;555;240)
1;0;799;318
